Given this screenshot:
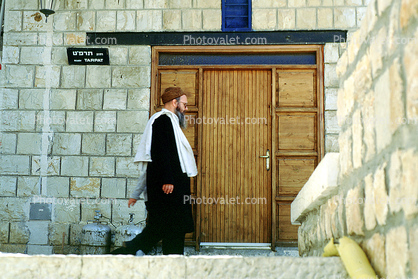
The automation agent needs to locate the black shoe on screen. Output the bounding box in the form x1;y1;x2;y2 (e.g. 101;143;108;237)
110;242;136;255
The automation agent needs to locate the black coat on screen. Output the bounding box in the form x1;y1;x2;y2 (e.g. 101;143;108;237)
145;114;194;234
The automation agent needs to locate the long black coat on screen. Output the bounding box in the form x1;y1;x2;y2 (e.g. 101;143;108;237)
145;114;194;234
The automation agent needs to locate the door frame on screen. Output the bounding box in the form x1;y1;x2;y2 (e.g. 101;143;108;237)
151;45;325;250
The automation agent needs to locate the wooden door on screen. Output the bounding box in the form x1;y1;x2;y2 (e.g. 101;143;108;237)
200;69;272;243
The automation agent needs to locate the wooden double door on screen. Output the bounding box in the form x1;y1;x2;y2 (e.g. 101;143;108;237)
152;46;324;247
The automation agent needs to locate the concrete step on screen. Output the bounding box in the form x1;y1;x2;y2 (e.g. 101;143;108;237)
0;253;349;279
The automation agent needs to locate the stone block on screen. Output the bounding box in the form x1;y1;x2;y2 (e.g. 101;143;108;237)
54;11;76;32
35;111;66;132
0;244;27;253
352;54;372;102
3;32;38;46
82;133;106;155
22;11;52;32
334;8;356;29
88;0;105;9
20;47;45;64
70;178;100;198
69;223;84;245
361;92;376;162
386;226;408;278
129;46;151;65
31;156;61;176
324;64;338;87
253;0;286;7
2;46;20;64
132;134;143;156
352;109;363;169
346;0;363;5
52;47;68;64
66;0;88;9
0;88;18;109
357;7;367;27
112;198;146;225
373;164;388;226
288;0;306;7
52;133;82;156
400;149;418;218
336;51;348;77
325;134;339;152
325;111;340;134
112;66;150;88
364;173;376;231
106;134;132;156
86;66;111;88
50;89;77;110
76;11;95;32
94;111;117;132
61;156;89;177
81;201;112;222
106;0;124;8
278;9;296;30
97;11;116;32
324;44;339;63
347;31;360;65
345;185;364;236
117;11;136;31
2;65;35;88
0;155;30;175
38;32;64;46
1;111;36;132
400;0;418;28
325;88;338;110
182;10;202;30
19;89;44;109
0;222;9;243
127;178;142;199
48;223;69;246
54;202;81;223
27;221;49;245
0;133;17;155
374;69;391;152
252;9;277;30
126;0;143;8
102;178;126;199
45;177;70;198
103;89;127;110
192;0;220;8
296;8;316;30
61;66;86;88
410;226;418;278
137;10;163;31
127;89;150;110
6;0;38;10
117;111;149;133
0;197;28;222
338;128;352;177
202;10;221;30
163;10;181;30
9;222;30;244
116;157;141;177
369;27;387;78
64;33;86;45
404;33;418;120
66;111;94;132
318;8;333;29
364;233;386;277
35;66;61;88
0;177;17;196
109;47;128;65
89;157;115;177
76;89;103;110
388;150;402;213
389;58;405;133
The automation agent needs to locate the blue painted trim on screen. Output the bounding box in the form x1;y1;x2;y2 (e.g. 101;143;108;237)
222;0;252;32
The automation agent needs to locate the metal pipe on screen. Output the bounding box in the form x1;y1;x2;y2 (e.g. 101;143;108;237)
0;0;6;36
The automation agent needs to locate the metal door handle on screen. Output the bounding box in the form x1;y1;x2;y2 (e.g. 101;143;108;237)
259;149;270;171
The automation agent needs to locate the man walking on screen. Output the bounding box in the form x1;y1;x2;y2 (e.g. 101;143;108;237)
111;87;197;255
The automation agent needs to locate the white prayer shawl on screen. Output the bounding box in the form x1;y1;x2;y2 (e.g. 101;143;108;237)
131;108;198;201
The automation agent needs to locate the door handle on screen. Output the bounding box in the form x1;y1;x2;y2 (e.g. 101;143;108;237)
259;149;270;171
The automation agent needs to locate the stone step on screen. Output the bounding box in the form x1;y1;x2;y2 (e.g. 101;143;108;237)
0;253;349;278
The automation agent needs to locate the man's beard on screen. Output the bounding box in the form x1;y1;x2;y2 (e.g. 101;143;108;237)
176;108;187;129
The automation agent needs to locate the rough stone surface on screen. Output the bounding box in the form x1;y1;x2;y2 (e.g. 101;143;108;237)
386;226;408;278
82;133;106;155
345;185;364;236
364;233;386;277
101;178;126;198
373;164;388;226
61;156;89;177
364;173;376;231
70;178;100;198
400;149;418;218
89;157;115;177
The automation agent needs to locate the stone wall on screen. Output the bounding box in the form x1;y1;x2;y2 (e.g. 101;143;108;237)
1;0;367;254
297;0;417;278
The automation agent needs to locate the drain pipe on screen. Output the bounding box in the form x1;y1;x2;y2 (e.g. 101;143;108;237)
0;0;5;36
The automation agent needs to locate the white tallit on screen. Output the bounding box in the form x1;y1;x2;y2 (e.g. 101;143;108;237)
131;108;197;201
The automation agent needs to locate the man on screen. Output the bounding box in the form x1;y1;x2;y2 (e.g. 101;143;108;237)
111;87;197;255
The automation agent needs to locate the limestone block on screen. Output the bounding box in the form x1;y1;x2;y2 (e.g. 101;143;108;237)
318;8;333;29
364;233;386;277
325;134;339;152
89;157;115;177
86;66;111;88
253;0;286;7
76;11;95;32
386;226;408;278
400;150;418;218
129;46;151;66
336;51;348;77
0;222;9;243
31;156;61;176
252;9;277;30
347;31;360;65
388;150;402;213
6;0;38;10
404;33;418;120
44;177;70;198
388;59;405;133
325;88;338;110
182;10;202;30
278;9;296;30
339;127;354;175
116;157;141;177
365;1;378;33
50;89;77;110
2;46;20;64
352;54;372;101
27;221;49;245
106;0;124;8
48;223;69;246
89;0;105;9
117;11;136;31
61;156;89;177
53;12;76;31
1;111;36;132
97;11;116;32
52;133;81;155
307;0;321;5
193;0;220;8
410;226;418;278
2;65;35;88
117;111;149;133
0;197;28;221
296;8;317;29
374;69;391;152
373;164;388;226
35;66;61;88
127;89;150;110
325;111;340;134
202;10;221;30
400;0;418;28
3;32;38;46
112;66;150;88
76;89;103;110
9;222;30;244
334;0;345;5
18;89;43;110
0;133;17;155
361;92;376;162
61;66;86;88
106;134;132;156
37;32;64;46
66;111;94;132
364;173;376;230
0;88;18;109
334;8;356;29
102;178;126;198
345;185;364;236
324;44;339;64
324;64;338;87
288;0;306;7
357;7;367;27
126;0;143;8
82;133;106;155
64;32;86;45
137;10;163;31
22;11;53;32
94;111;117;132
109;47;128;65
52;47;68;64
163;10;181;30
346;0;363;5
103;89;127;110
66;0;88;9
337;82;350;126
70;177;100;198
68;223;83;245
54;202;81;223
0;177;17;196
0;155;30;175
81;201;112;222
35;111;66;132
112;198;146;225
369;27;387;78
352;109;363;169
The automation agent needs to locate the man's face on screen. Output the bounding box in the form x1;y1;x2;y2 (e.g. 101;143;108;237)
176;95;188;129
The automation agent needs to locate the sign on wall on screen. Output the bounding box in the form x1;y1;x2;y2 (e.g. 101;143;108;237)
67;48;110;65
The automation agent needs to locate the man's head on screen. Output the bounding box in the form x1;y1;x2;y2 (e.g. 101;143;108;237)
161;87;188;129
